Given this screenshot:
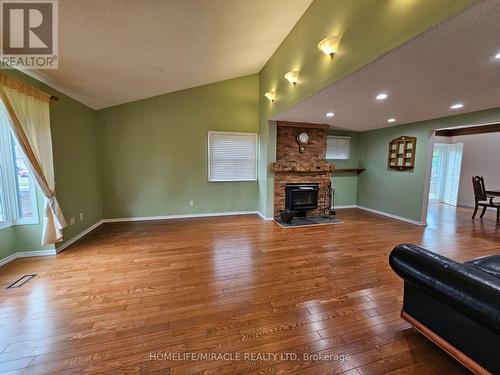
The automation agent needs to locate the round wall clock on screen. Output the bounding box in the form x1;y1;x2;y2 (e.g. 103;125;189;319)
296;132;309;154
296;132;309;145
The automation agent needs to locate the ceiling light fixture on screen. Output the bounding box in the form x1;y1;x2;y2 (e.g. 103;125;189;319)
495;52;500;59
387;118;396;123
284;70;300;86
326;112;334;118
450;103;464;110
376;93;389;100
317;35;341;58
264;91;276;102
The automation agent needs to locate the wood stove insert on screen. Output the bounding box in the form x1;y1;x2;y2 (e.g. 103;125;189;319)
285;183;319;215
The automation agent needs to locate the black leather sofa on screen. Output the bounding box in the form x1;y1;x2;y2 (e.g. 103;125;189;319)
389;244;500;375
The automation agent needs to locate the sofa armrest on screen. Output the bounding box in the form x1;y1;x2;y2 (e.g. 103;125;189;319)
389;243;456;289
389;243;500;334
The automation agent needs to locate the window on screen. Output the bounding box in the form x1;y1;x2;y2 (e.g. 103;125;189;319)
326;136;350;160
13;141;38;222
208;131;257;182
0;102;38;229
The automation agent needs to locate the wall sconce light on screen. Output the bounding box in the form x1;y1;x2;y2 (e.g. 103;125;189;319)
284;70;300;86
318;35;341;58
264;91;276;102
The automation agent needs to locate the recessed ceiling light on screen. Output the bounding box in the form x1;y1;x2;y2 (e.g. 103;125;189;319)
450;103;464;110
387;118;396;123
326;112;334;117
495;52;500;59
376;93;389;100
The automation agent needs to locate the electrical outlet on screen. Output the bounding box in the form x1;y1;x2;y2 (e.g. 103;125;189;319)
79;212;84;221
70;217;75;225
189;200;194;207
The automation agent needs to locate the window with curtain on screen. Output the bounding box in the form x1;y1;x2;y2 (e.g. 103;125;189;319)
326;136;350;160
208;131;258;182
0;103;38;229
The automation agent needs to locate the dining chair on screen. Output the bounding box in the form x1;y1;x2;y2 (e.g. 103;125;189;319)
472;176;500;221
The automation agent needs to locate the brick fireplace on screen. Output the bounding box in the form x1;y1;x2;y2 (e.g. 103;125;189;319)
271;121;335;218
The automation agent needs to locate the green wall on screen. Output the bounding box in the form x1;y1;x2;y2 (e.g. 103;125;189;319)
258;0;475;217
357;107;500;222
50;88;102;247
0;227;15;260
0;69;102;257
327;131;360;207
97;74;259;218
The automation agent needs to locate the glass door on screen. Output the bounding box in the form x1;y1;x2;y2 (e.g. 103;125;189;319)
429;144;447;201
442;143;464;206
429;142;464;205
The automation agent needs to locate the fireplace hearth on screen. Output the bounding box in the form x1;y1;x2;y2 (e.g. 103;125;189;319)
285;183;318;214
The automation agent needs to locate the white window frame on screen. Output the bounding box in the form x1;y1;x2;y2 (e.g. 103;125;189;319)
207;131;258;182
0;109;39;229
326;135;351;160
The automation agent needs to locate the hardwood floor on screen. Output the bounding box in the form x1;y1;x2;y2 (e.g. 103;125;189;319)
1;204;499;374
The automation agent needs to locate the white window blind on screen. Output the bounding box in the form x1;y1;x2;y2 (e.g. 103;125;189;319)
208;131;257;182
326;136;350;160
443;143;464;206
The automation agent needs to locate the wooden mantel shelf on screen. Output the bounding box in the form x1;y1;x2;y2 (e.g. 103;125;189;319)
270;161;335;174
334;168;365;175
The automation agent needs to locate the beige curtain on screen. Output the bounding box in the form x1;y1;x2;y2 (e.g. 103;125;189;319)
0;74;67;245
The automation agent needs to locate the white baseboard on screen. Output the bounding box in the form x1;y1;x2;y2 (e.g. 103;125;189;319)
256;211;274;221
102;210;264;223
0;249;56;267
17;249;56;258
56;219;105;253
356;205;426;226
335;205;358;209
0;253;17;267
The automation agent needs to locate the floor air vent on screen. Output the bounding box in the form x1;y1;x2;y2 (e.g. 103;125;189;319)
6;274;37;289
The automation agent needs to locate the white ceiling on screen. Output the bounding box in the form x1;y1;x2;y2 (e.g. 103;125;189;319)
274;0;500;132
26;0;313;109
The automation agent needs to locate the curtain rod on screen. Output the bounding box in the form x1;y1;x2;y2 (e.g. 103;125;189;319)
0;72;59;103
